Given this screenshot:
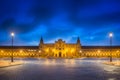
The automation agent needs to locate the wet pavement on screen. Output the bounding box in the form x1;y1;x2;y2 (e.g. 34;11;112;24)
0;58;120;80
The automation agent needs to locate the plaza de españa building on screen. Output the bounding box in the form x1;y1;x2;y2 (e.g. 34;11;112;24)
0;37;120;58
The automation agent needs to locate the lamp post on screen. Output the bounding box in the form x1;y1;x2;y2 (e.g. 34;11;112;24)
11;32;14;62
109;32;113;62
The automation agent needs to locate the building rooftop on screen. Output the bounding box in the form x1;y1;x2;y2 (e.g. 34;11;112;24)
82;46;120;49
0;46;120;49
0;46;38;49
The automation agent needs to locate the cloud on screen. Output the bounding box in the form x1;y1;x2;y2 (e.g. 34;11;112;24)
0;0;120;45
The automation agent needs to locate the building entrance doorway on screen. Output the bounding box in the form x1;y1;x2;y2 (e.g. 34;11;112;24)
59;52;62;57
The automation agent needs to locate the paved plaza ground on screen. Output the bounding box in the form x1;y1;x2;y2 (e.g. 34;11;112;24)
0;58;120;80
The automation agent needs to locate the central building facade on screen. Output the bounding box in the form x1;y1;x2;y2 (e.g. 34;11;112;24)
0;37;120;58
39;37;81;58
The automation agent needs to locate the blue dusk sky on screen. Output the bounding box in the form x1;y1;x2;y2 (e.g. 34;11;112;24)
0;0;120;46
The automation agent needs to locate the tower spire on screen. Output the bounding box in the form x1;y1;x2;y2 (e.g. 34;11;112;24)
77;37;80;44
40;36;44;44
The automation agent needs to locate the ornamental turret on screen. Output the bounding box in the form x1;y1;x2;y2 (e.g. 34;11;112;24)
77;37;80;45
40;37;44;44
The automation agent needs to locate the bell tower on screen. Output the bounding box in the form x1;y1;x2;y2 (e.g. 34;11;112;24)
39;37;44;51
77;37;80;45
40;37;44;44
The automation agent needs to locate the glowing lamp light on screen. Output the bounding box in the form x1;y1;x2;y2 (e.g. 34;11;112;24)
39;50;41;53
1;50;3;53
109;32;113;37
98;50;100;53
20;50;23;53
117;50;119;53
79;50;82;53
11;32;14;37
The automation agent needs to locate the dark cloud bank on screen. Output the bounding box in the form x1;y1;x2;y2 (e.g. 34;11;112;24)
0;0;120;45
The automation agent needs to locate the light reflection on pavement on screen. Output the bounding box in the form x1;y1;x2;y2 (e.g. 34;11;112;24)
0;58;120;80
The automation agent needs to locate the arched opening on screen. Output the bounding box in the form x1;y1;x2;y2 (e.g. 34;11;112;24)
55;54;57;57
59;52;62;57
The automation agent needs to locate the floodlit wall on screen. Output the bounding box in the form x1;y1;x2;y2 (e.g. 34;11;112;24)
81;49;120;57
39;39;81;58
0;49;39;57
0;48;120;58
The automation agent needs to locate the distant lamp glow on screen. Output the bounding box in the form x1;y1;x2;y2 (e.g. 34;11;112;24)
79;50;82;53
1;50;3;53
11;32;14;36
117;50;119;53
39;50;41;53
109;32;113;37
20;50;23;53
97;50;100;53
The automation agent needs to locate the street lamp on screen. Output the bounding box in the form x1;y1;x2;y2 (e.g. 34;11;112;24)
11;32;14;62
109;32;113;62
